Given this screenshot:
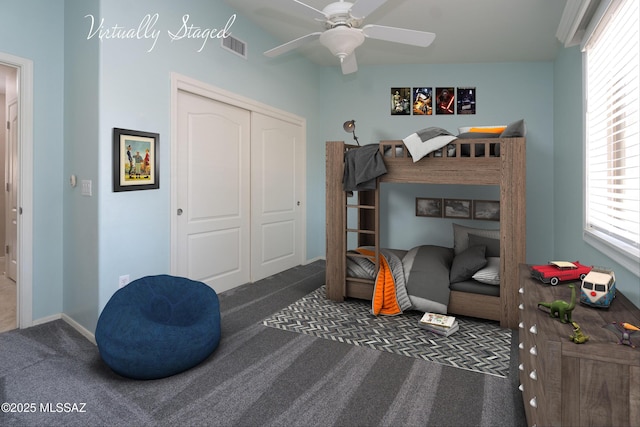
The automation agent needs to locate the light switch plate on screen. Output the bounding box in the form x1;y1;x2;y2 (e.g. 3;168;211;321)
81;180;92;196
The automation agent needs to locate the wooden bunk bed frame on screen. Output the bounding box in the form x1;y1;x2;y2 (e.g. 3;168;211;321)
326;137;526;329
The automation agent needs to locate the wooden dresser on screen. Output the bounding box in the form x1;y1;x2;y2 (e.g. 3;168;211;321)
518;264;640;427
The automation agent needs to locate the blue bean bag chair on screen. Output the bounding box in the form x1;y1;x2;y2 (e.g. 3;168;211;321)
95;275;221;380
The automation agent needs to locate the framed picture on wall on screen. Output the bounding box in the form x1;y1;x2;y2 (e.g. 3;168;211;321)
435;87;455;115
416;197;443;217
473;200;500;221
457;87;476;114
412;87;433;115
390;87;411;115
113;128;160;192
444;199;472;219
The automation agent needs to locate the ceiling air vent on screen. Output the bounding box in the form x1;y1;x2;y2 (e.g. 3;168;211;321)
221;35;247;59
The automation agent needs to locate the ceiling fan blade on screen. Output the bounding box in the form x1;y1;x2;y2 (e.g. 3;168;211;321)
341;52;358;75
290;0;328;21
362;24;436;47
264;32;322;57
350;0;388;19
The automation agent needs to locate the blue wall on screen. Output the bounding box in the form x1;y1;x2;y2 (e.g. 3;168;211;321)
93;0;321;330
553;46;639;306
0;0;65;320
1;1;637;332
63;0;100;329
318;62;555;262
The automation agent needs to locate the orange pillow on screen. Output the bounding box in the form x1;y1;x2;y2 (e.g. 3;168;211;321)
468;126;506;134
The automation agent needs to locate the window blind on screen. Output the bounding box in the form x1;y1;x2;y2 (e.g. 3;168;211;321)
584;0;639;262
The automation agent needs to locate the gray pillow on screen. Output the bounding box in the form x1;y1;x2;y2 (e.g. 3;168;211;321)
468;234;500;257
457;132;500;139
450;245;487;283
452;223;500;255
500;119;526;137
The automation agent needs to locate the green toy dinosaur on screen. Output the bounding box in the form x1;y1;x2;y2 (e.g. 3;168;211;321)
569;321;589;344
538;283;576;323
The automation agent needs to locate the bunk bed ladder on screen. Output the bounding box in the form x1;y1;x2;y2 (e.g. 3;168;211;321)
325;141;379;302
343;185;379;299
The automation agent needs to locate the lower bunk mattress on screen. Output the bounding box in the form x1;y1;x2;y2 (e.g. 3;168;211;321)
346;245;500;316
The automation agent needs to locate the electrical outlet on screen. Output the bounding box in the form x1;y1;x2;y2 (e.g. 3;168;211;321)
118;275;130;288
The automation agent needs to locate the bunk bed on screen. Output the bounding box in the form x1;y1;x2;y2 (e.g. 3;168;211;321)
325;136;526;329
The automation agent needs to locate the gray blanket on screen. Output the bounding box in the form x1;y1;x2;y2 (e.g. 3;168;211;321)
346;245;453;315
404;245;454;314
343;144;387;191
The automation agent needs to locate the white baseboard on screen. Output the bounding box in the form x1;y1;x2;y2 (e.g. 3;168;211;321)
31;312;96;345
62;313;96;345
32;313;61;326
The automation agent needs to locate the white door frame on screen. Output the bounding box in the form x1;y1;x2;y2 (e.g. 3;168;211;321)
0;52;34;328
169;72;307;277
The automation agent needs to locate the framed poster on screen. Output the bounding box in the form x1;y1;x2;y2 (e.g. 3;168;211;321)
416;197;443;217
435;87;455;115
473;200;500;221
412;87;433;115
457;87;476;114
390;87;411;115
113;128;159;192
444;199;472;219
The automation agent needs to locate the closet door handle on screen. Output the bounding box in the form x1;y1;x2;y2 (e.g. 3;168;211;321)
177;208;183;215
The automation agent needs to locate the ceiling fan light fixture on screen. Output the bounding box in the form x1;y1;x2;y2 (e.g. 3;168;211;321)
319;26;365;59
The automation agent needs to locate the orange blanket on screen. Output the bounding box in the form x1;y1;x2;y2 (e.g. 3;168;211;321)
357;248;402;316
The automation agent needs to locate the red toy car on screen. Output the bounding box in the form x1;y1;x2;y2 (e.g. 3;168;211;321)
530;261;592;286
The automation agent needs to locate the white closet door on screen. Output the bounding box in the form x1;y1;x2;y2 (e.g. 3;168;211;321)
250;112;304;281
176;90;250;292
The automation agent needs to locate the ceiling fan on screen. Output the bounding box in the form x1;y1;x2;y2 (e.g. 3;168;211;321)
264;0;436;74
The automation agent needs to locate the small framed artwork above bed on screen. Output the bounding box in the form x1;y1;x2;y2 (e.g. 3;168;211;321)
473;200;500;221
390;87;411;115
412;87;433;115
456;87;476;115
416;198;443;217
435;87;455;115
444;199;472;219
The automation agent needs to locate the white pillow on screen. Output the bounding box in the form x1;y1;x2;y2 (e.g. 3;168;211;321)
473;257;501;285
403;134;457;163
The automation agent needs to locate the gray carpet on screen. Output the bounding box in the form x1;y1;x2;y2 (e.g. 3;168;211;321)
263;286;511;377
0;261;526;426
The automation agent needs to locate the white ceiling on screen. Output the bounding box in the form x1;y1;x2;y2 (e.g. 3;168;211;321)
223;0;568;68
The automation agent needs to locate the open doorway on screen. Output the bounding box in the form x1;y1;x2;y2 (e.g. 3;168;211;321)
0;52;34;331
0;63;17;332
0;63;18;332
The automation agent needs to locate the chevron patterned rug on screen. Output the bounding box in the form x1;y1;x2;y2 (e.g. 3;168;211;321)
263;286;511;377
